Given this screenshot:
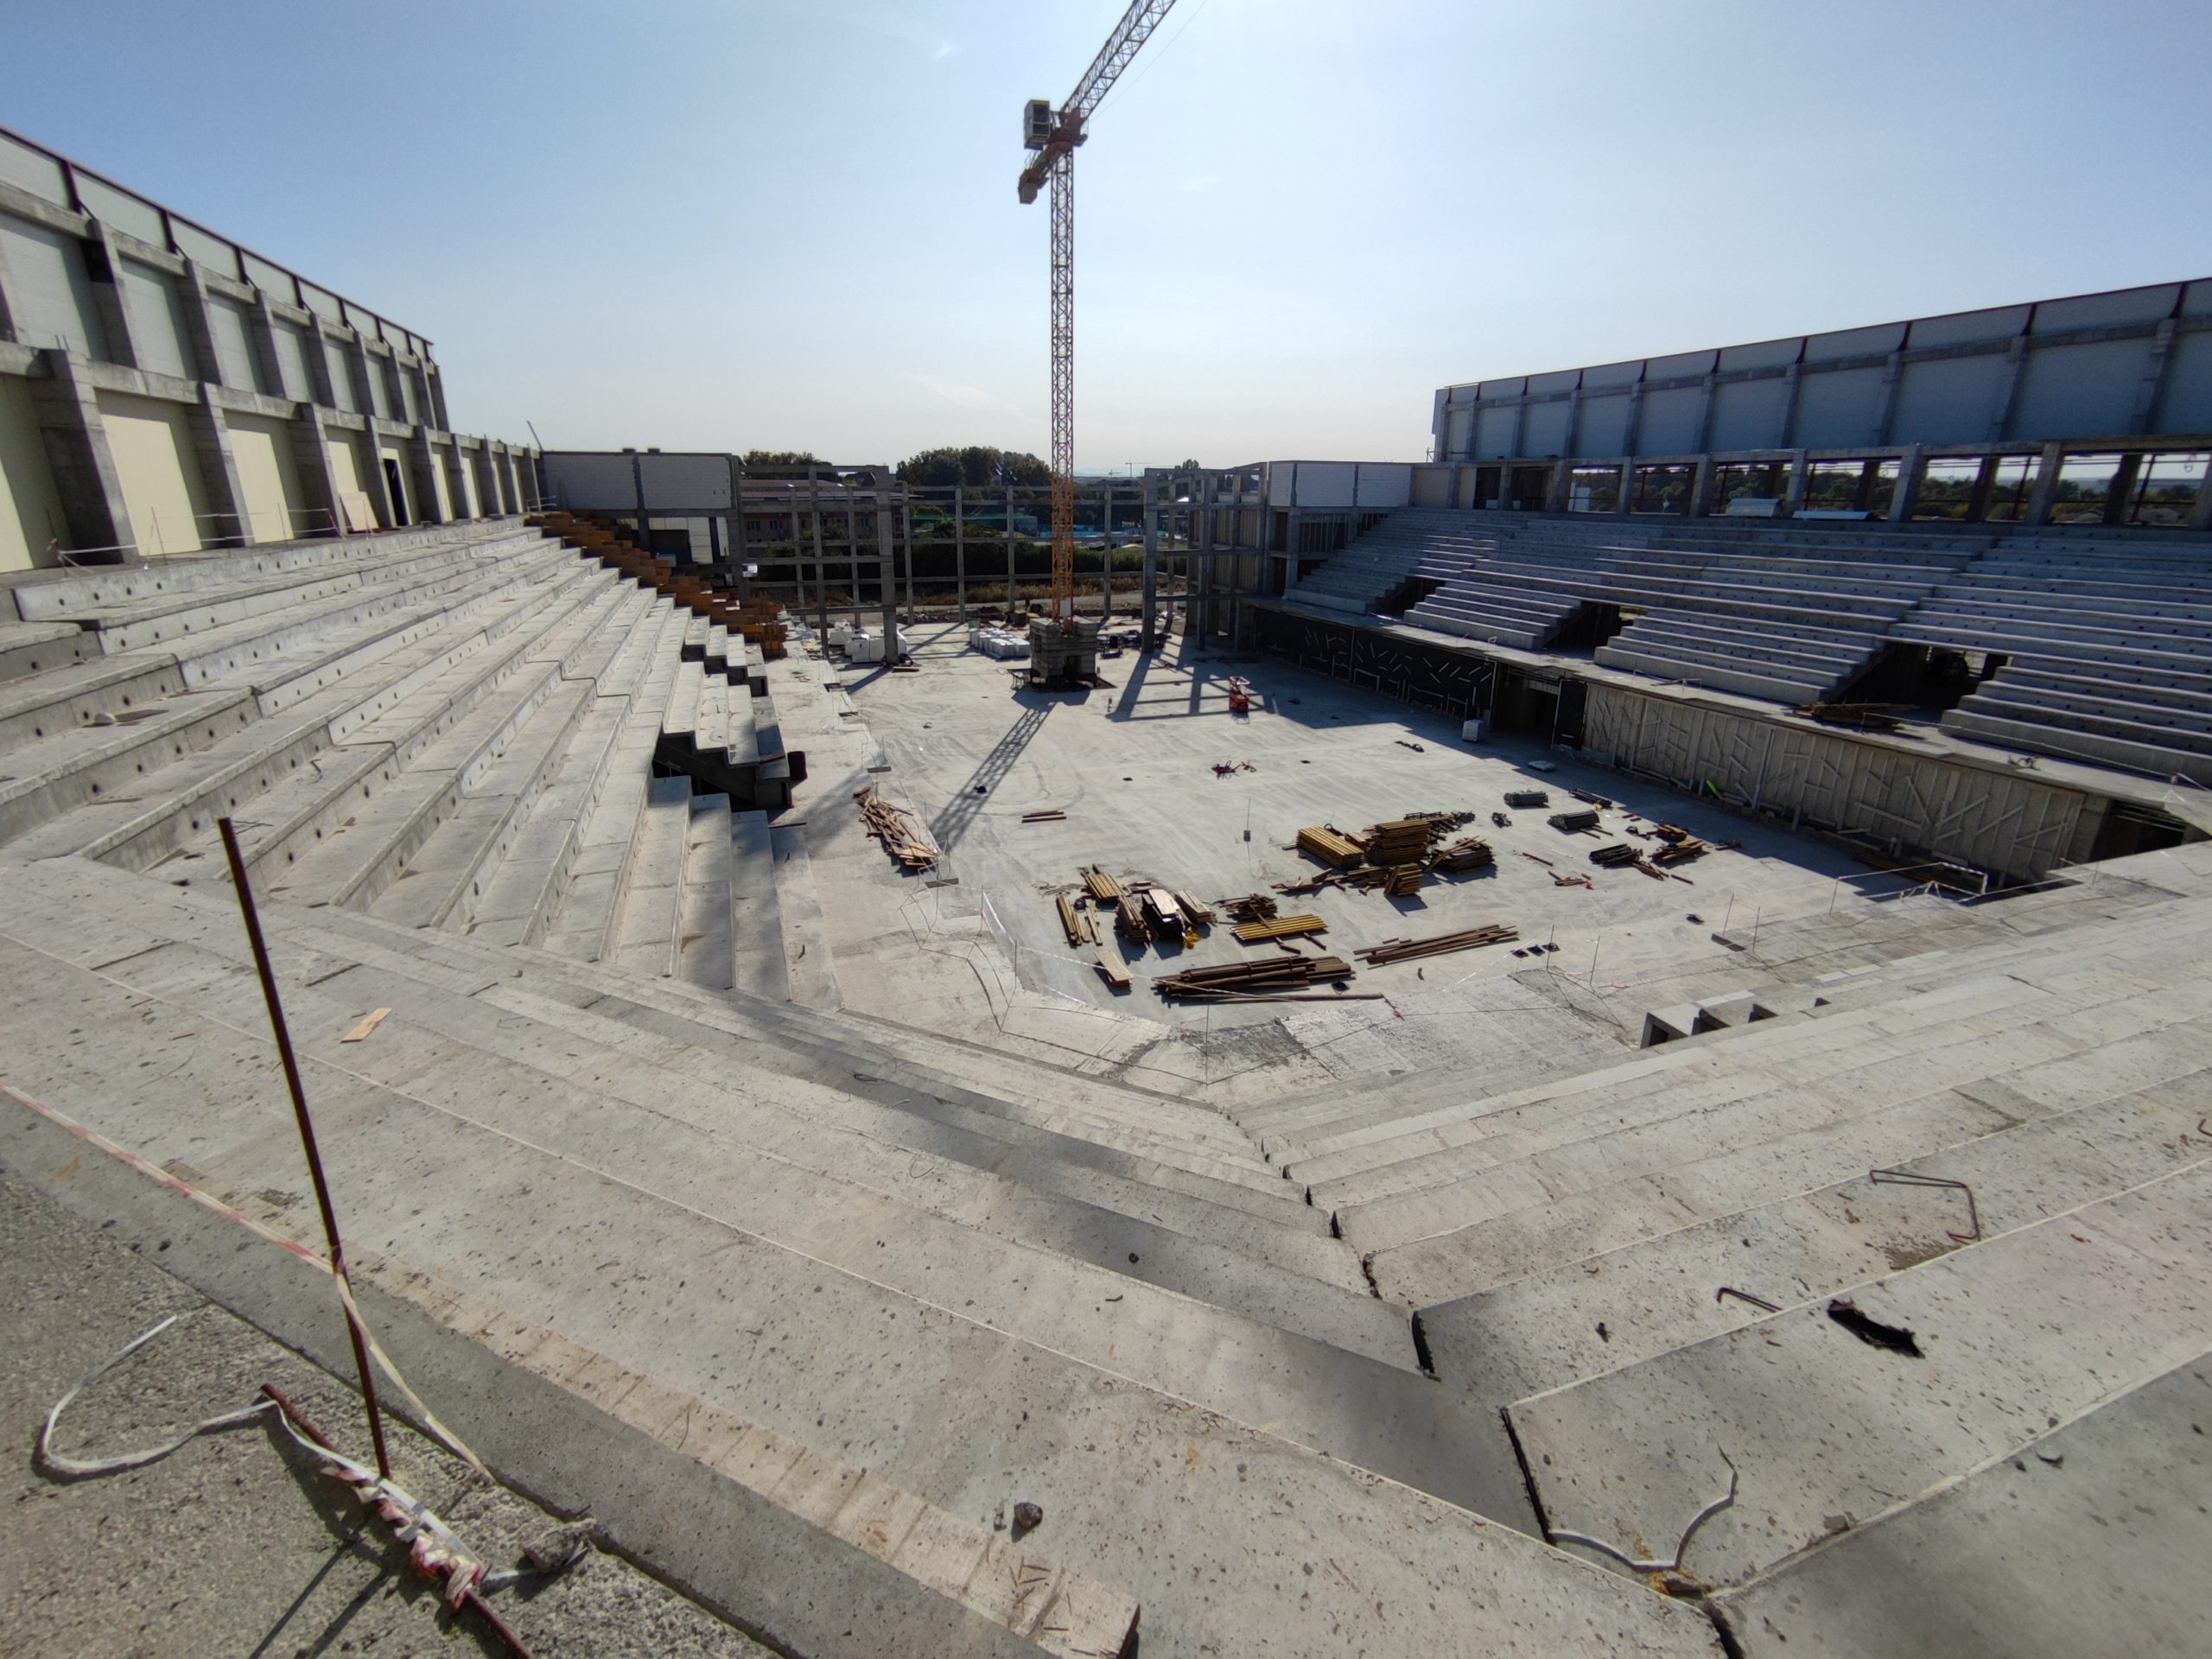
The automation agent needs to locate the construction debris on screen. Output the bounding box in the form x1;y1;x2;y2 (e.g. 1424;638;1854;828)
1231;912;1328;944
1428;836;1496;874
1519;851;1555;868
1354;922;1519;966
1648;824;1712;865
1551;871;1594;889
1297;826;1365;868
1021;809;1067;823
1211;760;1256;777
1219;893;1278;923
1491;811;1511;827
1793;701;1913;733
1154;955;1355;1001
855;786;938;870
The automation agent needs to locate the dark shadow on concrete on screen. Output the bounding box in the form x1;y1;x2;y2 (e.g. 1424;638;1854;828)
929;699;1053;854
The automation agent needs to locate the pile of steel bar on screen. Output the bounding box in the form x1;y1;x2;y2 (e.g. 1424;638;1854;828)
854;786;938;870
1021;809;1066;823
1231;912;1328;944
1503;789;1549;808
1081;866;1124;902
1549;809;1601;833
1589;843;1638;868
1219;893;1278;922
1058;892;1097;946
1354;922;1519;965
1297;826;1364;868
1429;836;1495;874
1154;954;1356;1001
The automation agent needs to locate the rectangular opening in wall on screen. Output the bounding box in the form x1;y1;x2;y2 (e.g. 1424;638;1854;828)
1913;457;1980;520
1567;465;1619;512
1980;454;2036;520
1715;461;1786;513
1631;463;1693;514
2050;453;2121;524
2126;451;2207;525
1801;458;1898;517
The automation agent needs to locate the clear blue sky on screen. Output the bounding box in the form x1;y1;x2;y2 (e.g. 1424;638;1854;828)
9;1;2211;469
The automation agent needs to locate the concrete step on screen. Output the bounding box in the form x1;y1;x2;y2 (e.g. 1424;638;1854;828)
1508;1163;2212;1590
0;616;95;680
1942;706;2209;779
728;809;791;1001
676;793;736;990
607;775;695;977
455;692;631;946
769;822;842;1009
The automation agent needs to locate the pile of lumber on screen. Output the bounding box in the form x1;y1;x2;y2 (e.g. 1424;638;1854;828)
1172;891;1216;927
1141;889;1191;940
1057;893;1098;946
1231;912;1327;944
1115;894;1147;939
1503;789;1549;809
1349;864;1424;897
1154;955;1356;1001
1548;809;1601;833
1353;922;1519;966
1273;873;1344;897
1362;818;1434;865
1428;836;1495;874
1219;893;1277;923
1297;825;1364;868
854;786;937;870
1081;866;1124;903
1588;843;1638;868
1648;824;1710;865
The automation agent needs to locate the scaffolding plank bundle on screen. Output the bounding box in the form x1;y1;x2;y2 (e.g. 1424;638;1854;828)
1081;866;1124;903
1549;809;1602;833
1503;789;1550;809
1353;922;1519;966
1361;818;1433;866
1154;954;1355;1001
1172;891;1216;927
1057;892;1097;946
1231;912;1328;944
1428;836;1496;874
1219;893;1277;922
854;785;938;870
1297;826;1364;868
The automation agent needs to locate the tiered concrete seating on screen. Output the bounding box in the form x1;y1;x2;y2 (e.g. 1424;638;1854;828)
1897;528;2212;777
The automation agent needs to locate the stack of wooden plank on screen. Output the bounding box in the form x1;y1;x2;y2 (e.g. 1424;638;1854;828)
1362;819;1433;865
1230;912;1327;944
1649;824;1710;865
1115;894;1147;939
1154;955;1356;1001
1353;922;1518;966
1219;893;1277;923
1081;866;1124;903
1297;826;1364;868
1142;890;1189;939
854;786;938;870
1350;865;1424;896
1057;893;1098;946
1428;836;1495;874
1172;891;1216;927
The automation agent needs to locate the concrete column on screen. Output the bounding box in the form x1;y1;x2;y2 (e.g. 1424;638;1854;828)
2023;442;2065;527
1777;362;1803;447
79;222;139;369
2130;319;2178;434
1781;449;1811;517
1005;486;1016;612
245;294;290;398
1873;350;1906;444
723;454;747;594
442;442;474;520
289;405;344;537
424;365;450;432
1545;460;1573;513
805;465;828;636
2103;454;2142;527
1614;457;1635;516
406;429;446;526
900;498;915;623
875;501;899;654
304;321;339;408
1688;454;1717;518
356;425;399;529
1886;445;1925;522
952;485;966;621
1140;475;1159;647
1990;337;2030;441
347;334;384;420
186;388;249;545
28;350;135;556
1967;454;2001;523
2189;466;2212;532
176;264;226;390
0;226;23;342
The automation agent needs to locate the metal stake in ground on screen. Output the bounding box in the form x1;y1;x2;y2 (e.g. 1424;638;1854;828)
217;816;391;1481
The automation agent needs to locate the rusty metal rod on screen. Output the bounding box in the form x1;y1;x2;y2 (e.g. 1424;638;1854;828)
219;817;391;1481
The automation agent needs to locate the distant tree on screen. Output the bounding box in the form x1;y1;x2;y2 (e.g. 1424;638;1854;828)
897;446;1050;488
1176;457;1203;473
743;449;822;469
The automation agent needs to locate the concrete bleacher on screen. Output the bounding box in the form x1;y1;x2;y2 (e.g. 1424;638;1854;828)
3;520;2209;1654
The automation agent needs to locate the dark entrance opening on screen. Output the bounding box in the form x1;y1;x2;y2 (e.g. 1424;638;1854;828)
381;459;410;527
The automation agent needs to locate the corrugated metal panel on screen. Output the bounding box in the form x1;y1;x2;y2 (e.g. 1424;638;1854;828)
1645;349;1716;381
225;413;302;543
1527;369;1580;396
2011;337;2152;439
0;213;105;356
1574;393;1632;455
1907;305;2029;349
2031;284;2179;334
204;292;259;391
1717;336;1800;372
1477;376;1525;399
1581;359;1642;390
271;321;314;401
1637;385;1704;454
1803;321;1904;362
1708;377;1789;450
1473;405;1517;460
1792;365;1886;446
1891;355;2010;444
1522;400;1572;455
118;259;196;380
99;390;211;554
2152;332;2212;434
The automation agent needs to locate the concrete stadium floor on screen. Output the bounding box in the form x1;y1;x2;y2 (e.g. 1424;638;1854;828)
778;619;1914;1105
0;1173;766;1659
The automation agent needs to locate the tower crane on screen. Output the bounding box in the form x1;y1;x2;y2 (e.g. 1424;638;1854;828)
1020;1;1178;633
